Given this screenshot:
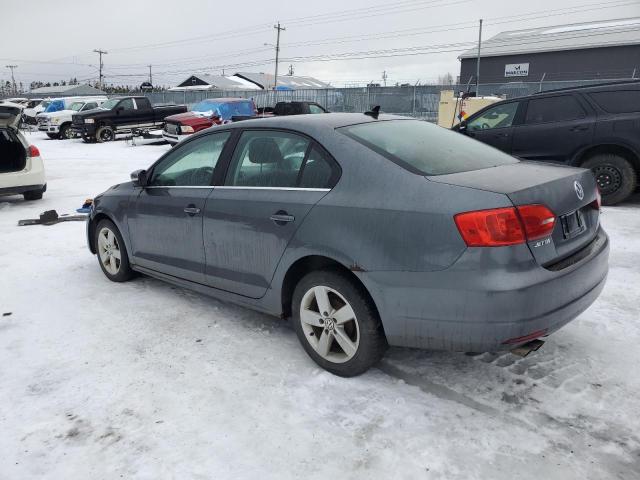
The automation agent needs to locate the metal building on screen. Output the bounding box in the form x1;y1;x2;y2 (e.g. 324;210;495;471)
28;83;106;96
459;18;640;86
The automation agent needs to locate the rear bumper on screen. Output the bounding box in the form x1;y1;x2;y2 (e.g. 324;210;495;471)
360;228;609;352
0;183;46;196
0;157;46;193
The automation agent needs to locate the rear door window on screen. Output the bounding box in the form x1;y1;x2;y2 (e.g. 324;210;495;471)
524;95;585;124
225;130;310;187
588;90;640;113
120;98;135;110
340;119;518;176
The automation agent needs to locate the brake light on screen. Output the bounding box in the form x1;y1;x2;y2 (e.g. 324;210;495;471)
28;145;40;157
515;204;556;241
454;208;525;246
455;204;556;247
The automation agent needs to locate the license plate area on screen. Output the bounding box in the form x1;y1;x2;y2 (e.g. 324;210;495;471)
561;209;585;239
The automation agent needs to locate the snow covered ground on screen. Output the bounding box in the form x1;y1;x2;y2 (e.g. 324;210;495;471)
1;132;639;479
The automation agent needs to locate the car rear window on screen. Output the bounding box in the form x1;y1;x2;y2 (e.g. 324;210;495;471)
339;119;518;176
588;90;640;113
524;95;585;124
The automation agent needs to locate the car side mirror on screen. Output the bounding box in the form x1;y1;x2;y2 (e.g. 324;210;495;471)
131;169;148;187
458;120;467;131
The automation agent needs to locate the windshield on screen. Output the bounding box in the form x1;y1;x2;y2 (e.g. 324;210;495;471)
40;101;50;109
69;102;85;111
100;98;121;110
44;100;65;113
191;100;254;120
339;119;518;176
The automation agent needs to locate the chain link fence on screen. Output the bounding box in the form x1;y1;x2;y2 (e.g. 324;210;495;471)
4;77;636;123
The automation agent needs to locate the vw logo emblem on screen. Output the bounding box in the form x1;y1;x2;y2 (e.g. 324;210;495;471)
574;180;584;200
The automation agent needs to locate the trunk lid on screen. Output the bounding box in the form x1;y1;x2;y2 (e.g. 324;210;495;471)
429;162;600;266
0;104;22;130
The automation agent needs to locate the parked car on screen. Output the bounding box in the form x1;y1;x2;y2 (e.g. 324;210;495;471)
454;80;640;205
37;97;107;139
23;99;50;125
163;98;256;145
71;96;187;143
86;113;608;377
0;103;46;200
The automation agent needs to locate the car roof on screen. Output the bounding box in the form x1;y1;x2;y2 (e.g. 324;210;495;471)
495;79;640;104
219;112;412;133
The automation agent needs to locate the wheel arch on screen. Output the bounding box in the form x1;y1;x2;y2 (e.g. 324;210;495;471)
280;255;382;328
88;212;116;254
573;143;640;173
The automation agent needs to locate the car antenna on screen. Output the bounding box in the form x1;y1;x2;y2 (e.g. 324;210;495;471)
364;105;381;119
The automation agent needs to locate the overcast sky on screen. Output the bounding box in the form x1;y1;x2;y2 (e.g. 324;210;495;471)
2;0;639;89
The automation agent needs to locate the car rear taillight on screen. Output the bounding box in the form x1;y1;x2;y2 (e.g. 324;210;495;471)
28;145;40;157
455;204;556;247
454;208;525;246
515;204;556;241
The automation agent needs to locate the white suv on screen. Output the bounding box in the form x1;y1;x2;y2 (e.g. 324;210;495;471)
0;103;46;200
37;97;106;139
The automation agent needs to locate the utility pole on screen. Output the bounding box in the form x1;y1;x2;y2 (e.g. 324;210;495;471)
148;65;153;84
93;49;108;90
5;65;17;94
476;19;483;95
273;22;286;89
382;70;388;87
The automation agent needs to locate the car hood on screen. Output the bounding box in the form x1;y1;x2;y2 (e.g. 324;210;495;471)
47;109;76;118
165;111;215;124
0;104;22;129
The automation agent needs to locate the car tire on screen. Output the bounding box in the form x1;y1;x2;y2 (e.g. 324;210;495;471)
582;153;637;206
23;189;43;201
46;133;59;140
94;219;135;282
59;124;73;140
96;126;115;143
292;270;387;377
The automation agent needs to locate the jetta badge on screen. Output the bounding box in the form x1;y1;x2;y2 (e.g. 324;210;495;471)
574;180;584;201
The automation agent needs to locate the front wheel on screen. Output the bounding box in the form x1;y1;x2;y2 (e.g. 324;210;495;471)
582;153;637;205
96;125;115;143
94;219;135;282
59;124;74;140
292;270;387;377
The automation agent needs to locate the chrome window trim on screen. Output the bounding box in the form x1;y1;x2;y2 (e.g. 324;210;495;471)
143;186;330;192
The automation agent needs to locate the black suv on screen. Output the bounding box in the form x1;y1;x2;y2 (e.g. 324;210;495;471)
455;81;640;205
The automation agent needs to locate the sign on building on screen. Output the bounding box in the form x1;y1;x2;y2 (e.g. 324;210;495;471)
504;63;529;77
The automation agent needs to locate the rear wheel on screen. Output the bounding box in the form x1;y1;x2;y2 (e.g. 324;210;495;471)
96;126;115;143
292;270;387;377
23;188;43;201
46;133;59;140
582;153;637;205
94;219;135;282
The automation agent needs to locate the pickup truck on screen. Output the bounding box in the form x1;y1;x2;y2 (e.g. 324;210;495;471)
71;96;187;143
258;101;328;116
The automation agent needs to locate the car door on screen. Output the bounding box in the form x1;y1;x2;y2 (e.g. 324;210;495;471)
114;98;137;129
511;94;595;163
203;129;339;298
127;131;232;283
463;101;520;153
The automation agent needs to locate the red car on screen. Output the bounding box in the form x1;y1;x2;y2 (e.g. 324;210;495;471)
163;97;256;144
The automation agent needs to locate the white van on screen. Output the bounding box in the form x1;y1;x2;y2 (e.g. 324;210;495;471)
37;97;107;139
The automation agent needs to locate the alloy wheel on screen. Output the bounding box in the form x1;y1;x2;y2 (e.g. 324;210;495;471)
299;285;360;363
97;227;121;275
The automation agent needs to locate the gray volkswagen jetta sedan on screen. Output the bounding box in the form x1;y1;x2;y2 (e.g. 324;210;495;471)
87;113;609;376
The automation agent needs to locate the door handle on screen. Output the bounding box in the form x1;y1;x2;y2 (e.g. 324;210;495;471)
184;205;201;216
270;211;295;225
